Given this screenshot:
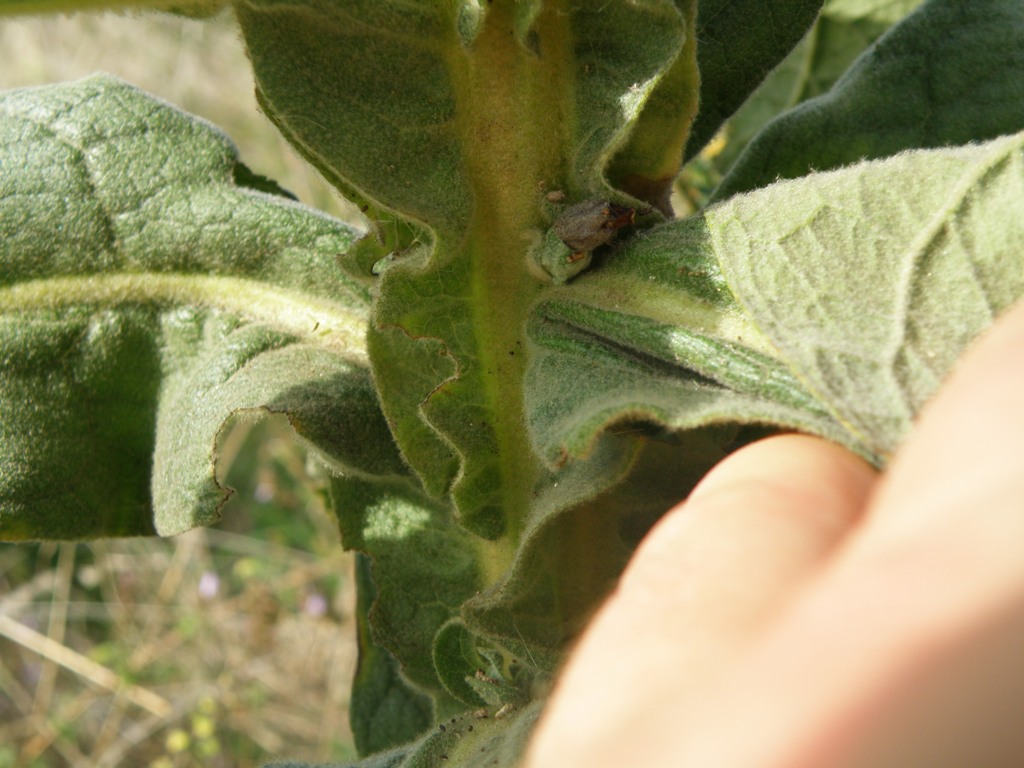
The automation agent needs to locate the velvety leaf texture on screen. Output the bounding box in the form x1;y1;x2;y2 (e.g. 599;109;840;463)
607;0;698;213
0;75;375;538
235;0;471;234
331;474;480;711
235;6;718;766
710;0;924;172
683;0;825;159
265;700;542;768
237;0;703;549
714;133;1024;459
462;432;729;664
0;0;226;14
714;0;1024;200
350;554;434;755
528;132;1024;468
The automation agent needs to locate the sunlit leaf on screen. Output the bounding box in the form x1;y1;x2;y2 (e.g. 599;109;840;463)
0;75;372;538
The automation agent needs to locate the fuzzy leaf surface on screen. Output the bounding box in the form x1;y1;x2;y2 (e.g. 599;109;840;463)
0;75;376;539
0;0;226;14
525;216;851;463
350;554;434;756
716;133;1024;458
715;0;1024;200
236;0;697;546
265;700;542;768
331;474;479;712
711;0;923;172
683;0;825;159
529;133;1024;469
235;8;714;767
607;0;698;213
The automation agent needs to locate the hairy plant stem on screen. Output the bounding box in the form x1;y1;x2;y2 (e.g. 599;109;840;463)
448;1;572;579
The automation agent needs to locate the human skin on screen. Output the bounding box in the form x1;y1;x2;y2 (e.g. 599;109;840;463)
524;300;1024;768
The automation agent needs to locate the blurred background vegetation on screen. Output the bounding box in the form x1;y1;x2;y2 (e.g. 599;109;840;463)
0;10;362;767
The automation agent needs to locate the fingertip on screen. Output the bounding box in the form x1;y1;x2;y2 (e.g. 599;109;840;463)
617;434;875;607
525;435;877;768
688;433;877;513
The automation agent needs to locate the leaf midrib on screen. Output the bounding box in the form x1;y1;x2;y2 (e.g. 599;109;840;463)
0;273;368;363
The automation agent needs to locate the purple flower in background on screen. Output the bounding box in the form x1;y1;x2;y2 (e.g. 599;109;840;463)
254;481;274;503
197;571;220;600
303;592;327;618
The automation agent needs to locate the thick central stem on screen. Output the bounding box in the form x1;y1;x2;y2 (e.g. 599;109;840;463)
452;3;570;559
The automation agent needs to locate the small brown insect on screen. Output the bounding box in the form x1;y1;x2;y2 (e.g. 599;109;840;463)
553;199;640;262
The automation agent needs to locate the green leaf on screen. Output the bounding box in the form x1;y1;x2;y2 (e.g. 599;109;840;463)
235;10;713;762
715;133;1024;458
529;132;1024;469
350;554;433;756
332;395;731;767
526;295;850;461
710;0;924;173
0;74;373;539
264;748;411;768
714;0;1024;200
0;0;226;15
432;619;491;708
523;217;855;463
266;700;543;768
602;0;699;213
683;0;825;159
235;0;472;234
6;7;1022;768
331;475;478;710
463;432;729;665
237;0;697;545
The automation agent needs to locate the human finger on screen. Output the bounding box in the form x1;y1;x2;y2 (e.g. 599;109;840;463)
667;300;1024;768
524;434;876;768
